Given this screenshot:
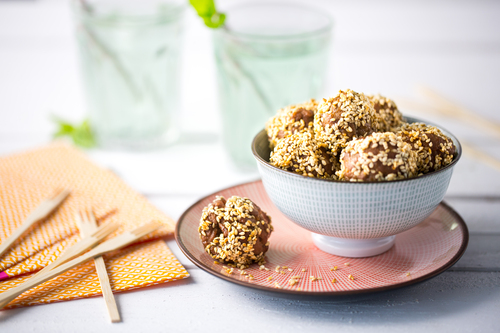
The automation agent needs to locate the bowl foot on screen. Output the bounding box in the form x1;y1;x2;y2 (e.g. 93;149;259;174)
312;233;396;258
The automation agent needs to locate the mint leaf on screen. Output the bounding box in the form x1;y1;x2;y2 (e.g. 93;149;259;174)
203;12;226;28
189;0;226;29
52;116;96;148
189;0;216;17
71;120;96;148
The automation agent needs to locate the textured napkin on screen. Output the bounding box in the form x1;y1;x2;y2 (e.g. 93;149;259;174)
0;240;187;309
0;143;189;308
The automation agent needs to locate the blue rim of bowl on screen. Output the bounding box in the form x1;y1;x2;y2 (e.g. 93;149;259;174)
175;180;469;296
251;116;462;185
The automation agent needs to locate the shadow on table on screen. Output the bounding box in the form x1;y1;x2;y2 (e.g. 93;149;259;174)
235;270;500;326
0;273;193;322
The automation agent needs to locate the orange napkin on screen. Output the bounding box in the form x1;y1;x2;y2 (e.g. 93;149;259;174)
0;240;187;309
0;143;189;308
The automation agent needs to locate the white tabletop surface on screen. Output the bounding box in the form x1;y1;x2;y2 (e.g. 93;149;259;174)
1;0;499;332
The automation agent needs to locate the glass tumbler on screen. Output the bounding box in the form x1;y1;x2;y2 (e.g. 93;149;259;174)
73;0;185;149
214;3;332;168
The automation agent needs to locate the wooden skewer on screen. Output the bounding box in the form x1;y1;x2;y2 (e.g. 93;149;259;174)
32;221;119;279
417;85;500;139
0;189;71;259
76;210;121;323
0;221;161;309
394;97;442;117
461;142;500;172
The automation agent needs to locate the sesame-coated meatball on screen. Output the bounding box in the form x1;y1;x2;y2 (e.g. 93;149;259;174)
266;99;318;149
199;196;273;269
314;89;380;155
398;123;456;174
367;94;406;132
337;132;418;182
270;131;338;179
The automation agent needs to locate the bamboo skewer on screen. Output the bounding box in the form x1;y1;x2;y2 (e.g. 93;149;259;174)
0;221;161;309
461;142;500;172
32;221;119;279
76;210;121;323
0;189;71;259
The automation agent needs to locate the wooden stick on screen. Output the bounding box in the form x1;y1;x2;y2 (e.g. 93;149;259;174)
394;97;442;117
32;220;118;279
461;142;500;172
417;85;500;139
0;222;161;309
78;210;121;323
0;189;70;259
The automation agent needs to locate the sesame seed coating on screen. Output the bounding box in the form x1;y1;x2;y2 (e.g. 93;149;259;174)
397;122;456;174
264;89;456;182
269;131;338;179
198;196;273;269
337;132;418;182
314;89;380;154
265;99;318;149
367;94;406;132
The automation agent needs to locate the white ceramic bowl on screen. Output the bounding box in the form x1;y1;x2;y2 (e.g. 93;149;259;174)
252;117;462;257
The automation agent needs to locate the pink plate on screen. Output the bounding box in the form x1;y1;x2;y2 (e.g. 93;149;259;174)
176;180;468;295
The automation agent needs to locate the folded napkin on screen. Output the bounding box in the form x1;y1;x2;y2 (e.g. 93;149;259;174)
0;143;189;308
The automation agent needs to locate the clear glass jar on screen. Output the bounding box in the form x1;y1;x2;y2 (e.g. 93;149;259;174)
213;3;333;169
73;0;185;149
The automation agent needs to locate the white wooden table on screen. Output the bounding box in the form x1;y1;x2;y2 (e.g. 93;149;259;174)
0;0;499;332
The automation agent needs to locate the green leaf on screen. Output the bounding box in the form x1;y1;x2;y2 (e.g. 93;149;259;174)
189;0;226;29
52;116;96;148
52;117;76;137
189;0;216;17
203;12;226;28
72;120;96;148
